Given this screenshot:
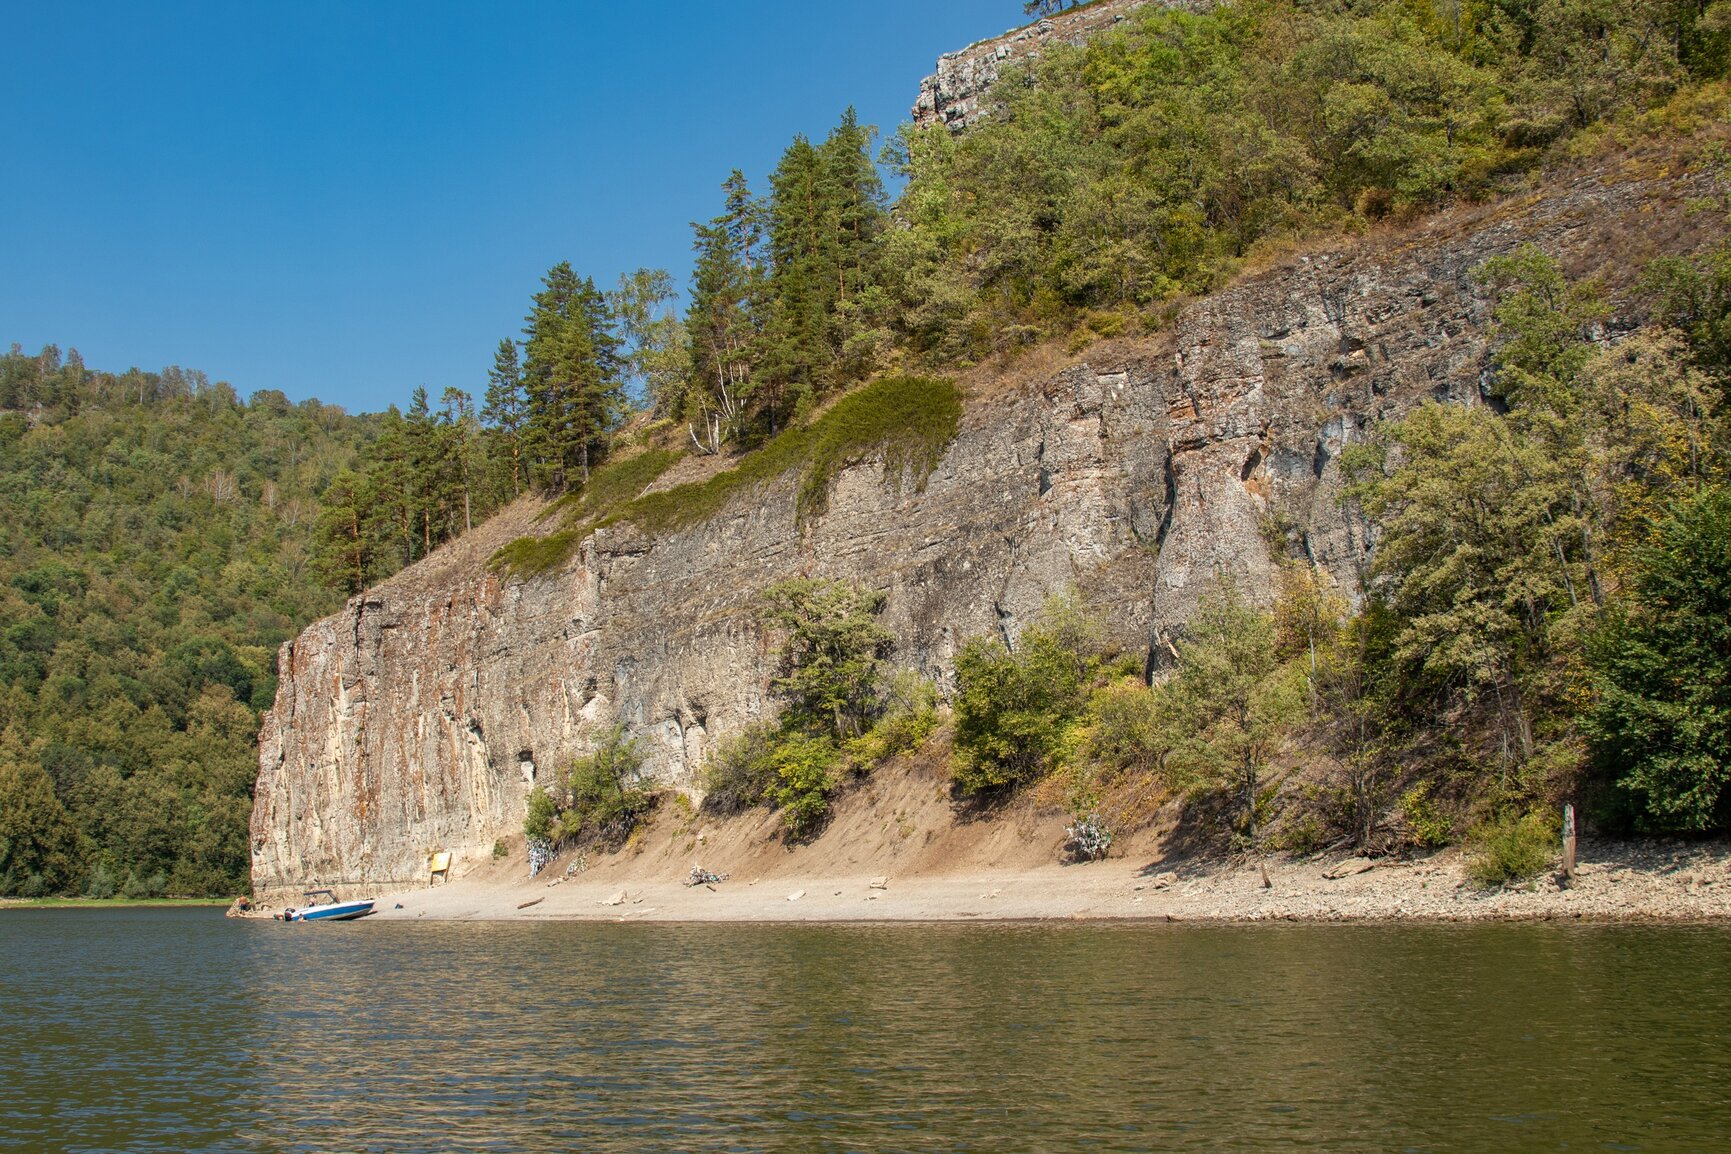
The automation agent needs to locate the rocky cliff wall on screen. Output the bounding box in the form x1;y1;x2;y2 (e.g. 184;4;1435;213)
913;0;1161;132
251;162;1702;896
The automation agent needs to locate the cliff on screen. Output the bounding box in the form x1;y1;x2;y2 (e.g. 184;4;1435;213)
913;0;1162;132
251;158;1705;896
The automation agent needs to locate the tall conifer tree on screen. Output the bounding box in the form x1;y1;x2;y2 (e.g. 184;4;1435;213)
522;262;625;489
482;338;527;498
684;171;766;451
760;109;888;418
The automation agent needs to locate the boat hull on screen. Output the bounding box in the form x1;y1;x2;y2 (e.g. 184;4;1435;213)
288;899;375;922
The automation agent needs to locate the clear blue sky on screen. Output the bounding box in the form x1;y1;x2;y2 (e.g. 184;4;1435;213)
2;2;1021;413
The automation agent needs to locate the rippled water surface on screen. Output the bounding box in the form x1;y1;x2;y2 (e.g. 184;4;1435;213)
4;910;1731;1152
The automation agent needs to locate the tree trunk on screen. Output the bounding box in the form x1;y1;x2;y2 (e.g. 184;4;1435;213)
350;506;363;594
1243;761;1259;841
1562;803;1578;883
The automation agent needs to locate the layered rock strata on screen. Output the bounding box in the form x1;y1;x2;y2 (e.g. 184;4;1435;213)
252;163;1702;896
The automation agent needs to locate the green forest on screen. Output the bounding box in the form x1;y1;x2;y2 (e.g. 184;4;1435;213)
0;350;374;896
7;0;1731;895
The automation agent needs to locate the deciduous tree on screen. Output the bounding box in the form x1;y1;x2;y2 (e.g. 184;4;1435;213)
1155;588;1304;841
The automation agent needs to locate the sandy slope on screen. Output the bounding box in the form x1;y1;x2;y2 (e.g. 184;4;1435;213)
318;752;1731;925
357;840;1731;925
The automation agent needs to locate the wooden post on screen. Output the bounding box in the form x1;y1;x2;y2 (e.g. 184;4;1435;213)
1562;803;1577;883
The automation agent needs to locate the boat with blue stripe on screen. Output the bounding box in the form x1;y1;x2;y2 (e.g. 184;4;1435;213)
277;889;375;922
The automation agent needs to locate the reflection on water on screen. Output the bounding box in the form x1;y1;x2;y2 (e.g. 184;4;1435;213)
3;909;1730;1152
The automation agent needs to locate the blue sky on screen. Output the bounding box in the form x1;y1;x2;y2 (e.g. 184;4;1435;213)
1;2;1020;413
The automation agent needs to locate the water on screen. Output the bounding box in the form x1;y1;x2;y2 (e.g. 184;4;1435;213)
3;910;1730;1152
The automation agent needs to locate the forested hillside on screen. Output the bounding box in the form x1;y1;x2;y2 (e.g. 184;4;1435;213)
0;347;373;896
318;0;1731;591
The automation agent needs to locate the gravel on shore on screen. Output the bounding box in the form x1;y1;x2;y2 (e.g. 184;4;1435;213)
348;839;1731;926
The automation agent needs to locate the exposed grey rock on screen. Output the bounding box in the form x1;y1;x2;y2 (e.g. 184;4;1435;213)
913;1;1180;133
250;162;1705;898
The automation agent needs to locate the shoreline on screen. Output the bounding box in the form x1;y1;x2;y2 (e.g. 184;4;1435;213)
307;839;1731;928
0;898;233;911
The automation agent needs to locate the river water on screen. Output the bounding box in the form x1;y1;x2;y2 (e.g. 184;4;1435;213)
3;909;1729;1152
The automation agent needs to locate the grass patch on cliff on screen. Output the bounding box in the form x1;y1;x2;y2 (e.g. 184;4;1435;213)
490;529;585;581
491;448;683;580
615;375;962;534
492;376;961;582
550;447;685;524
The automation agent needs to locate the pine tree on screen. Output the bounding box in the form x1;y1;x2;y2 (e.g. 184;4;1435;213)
762;135;831;418
522;262;580;488
684;171;766;452
822;107;888;309
522;263;625;489
820;108;891;381
405;385;442;555
1589;487;1731;831
759;578;894;740
482;338;527;498
439;387;479;535
369;406;419;569
312;469;373;594
760;110;889;418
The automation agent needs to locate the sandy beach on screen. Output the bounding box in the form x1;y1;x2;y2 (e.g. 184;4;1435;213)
246;749;1731;926
348;837;1731;926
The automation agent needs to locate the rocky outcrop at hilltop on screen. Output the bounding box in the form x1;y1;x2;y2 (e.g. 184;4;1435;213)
250;162;1705;897
914;0;1160;132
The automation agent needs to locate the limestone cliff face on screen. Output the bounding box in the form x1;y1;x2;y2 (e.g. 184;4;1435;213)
253;360;1165;893
251;163;1698;895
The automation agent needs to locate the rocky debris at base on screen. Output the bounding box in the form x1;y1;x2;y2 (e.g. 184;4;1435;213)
360;839;1731;926
1146;840;1731;923
684;866;727;887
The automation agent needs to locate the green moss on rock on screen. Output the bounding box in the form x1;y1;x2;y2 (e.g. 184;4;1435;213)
618;375;962;534
491;376;961;582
